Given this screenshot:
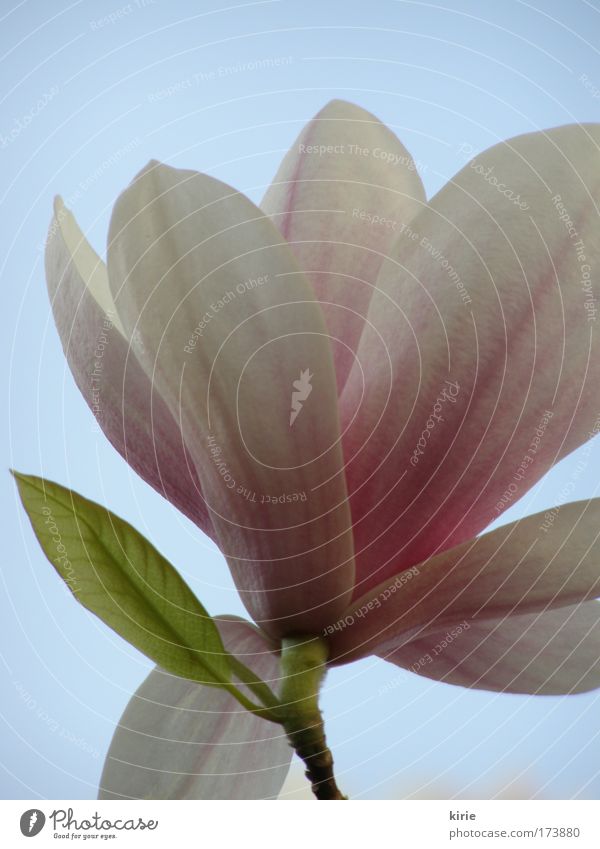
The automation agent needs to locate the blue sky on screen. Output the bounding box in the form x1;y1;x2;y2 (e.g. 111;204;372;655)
2;0;600;799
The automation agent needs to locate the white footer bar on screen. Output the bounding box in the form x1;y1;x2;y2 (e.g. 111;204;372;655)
1;800;599;848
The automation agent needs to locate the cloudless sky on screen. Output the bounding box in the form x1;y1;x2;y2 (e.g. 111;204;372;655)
2;0;600;799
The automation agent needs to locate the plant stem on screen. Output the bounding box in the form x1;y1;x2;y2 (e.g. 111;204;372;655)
279;635;347;800
228;655;282;712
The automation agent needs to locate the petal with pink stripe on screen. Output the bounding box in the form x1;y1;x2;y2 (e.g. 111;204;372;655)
341;123;600;597
380;602;600;695
45;200;214;537
107;163;355;636
262;100;426;392
327;500;600;666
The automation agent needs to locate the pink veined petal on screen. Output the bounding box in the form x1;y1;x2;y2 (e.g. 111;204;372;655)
98;616;291;800
326;500;600;665
340;123;600;598
379;601;600;695
45;199;215;538
107;162;355;637
261;99;426;392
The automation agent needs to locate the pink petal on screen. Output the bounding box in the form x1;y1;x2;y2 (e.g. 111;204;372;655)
340;123;600;597
327;500;600;664
98;617;291;799
262;100;426;392
45;200;215;537
381;602;600;695
107;162;355;637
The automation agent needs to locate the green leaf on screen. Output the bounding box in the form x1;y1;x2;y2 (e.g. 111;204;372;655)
12;471;232;688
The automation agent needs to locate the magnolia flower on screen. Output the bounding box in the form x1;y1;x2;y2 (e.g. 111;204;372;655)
45;100;600;800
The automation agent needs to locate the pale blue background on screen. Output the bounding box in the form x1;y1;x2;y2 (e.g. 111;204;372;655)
2;0;600;799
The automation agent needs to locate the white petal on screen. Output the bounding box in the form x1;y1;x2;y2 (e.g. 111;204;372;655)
98;617;291;799
382;602;600;694
262;100;426;391
45;199;214;535
107;163;355;636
